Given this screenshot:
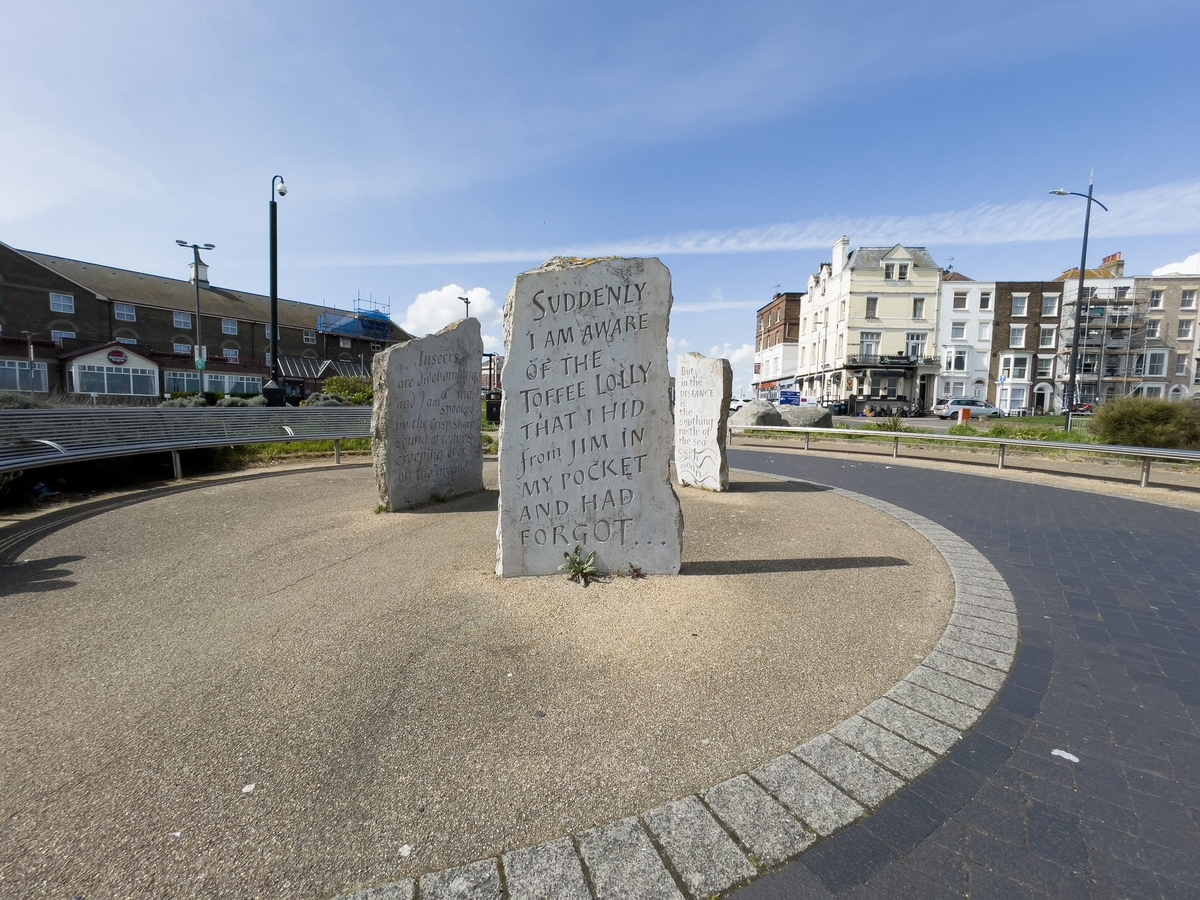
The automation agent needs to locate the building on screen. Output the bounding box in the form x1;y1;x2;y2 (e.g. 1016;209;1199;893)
990;282;1064;415
752;292;802;400
936;273;996;404
795;237;942;411
1133;269;1198;401
0;241;411;402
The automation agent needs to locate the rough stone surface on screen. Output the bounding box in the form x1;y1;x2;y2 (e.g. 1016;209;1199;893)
860;697;961;754
905;664;995;710
791;734;904;807
418;858;502;899
777;406;833;428
728;399;783;428
751;754;864;836
673;352;732;491
829;715;937;781
886;680;982;730
642;795;755;897
503;838;590;900
577;817;684;900
371;318;484;511
703;775;814;867
496;257;683;576
340;882;415;900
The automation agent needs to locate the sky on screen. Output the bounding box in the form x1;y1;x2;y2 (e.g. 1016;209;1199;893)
3;0;1199;397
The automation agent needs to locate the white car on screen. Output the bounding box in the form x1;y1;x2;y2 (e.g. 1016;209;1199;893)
932;397;1003;419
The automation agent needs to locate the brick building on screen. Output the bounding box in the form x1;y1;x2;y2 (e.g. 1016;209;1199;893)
0;241;411;402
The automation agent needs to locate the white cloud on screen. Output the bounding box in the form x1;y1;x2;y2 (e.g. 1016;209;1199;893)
400;284;500;338
1152;252;1200;276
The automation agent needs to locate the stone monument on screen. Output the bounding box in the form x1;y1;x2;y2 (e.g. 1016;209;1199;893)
496;257;683;577
673;352;732;491
372;318;484;511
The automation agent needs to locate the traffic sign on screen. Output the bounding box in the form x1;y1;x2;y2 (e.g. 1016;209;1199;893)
195;359;206;370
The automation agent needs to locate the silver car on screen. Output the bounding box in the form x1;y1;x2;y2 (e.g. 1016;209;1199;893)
933;397;1003;419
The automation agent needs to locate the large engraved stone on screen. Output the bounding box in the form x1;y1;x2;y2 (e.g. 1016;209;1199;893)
372;318;484;511
496;257;683;577
673;352;731;491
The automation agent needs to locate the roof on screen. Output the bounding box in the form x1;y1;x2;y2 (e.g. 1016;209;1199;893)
17;249;411;340
276;356;370;380
942;271;974;282
848;245;941;271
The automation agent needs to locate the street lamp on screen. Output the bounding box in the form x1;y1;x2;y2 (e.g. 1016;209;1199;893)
1050;176;1108;431
176;240;215;393
459;295;470;318
263;175;287;406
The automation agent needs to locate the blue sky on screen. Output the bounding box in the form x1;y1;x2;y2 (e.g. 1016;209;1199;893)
4;0;1199;395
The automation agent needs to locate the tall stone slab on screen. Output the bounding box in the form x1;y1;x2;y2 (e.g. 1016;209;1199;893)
372;318;484;511
496;257;682;577
674;352;732;491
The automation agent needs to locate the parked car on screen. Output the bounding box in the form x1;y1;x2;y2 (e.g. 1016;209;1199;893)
932;397;1004;419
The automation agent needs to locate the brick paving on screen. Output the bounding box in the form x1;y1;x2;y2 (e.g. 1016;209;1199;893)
729;448;1200;900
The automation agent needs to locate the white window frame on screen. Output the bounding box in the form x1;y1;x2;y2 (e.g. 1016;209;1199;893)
1146;320;1160;339
1039;326;1057;349
912;297;925;319
1179;320;1194;340
1012;294;1028;317
896;263;909;281
173;341;192;355
339;336;352;349
115;336;137;346
0;359;49;392
1009;325;1026;348
1149;290;1164;309
1041;295;1059;317
223;347;240;363
859;331;881;357
1036;357;1053;378
222;318;238;335
1182;290;1197;309
114;302;136;322
174;311;192;329
50;292;74;313
1175;356;1188;377
303;329;317;344
951;321;966;340
1146;351;1167;377
51;329;75;346
952;292;968;310
979;292;992;310
865;297;878;319
905;332;927;357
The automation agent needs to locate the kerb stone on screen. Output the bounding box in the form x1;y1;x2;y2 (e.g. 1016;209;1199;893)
496;257;683;577
371;318;484;511
673;352;732;491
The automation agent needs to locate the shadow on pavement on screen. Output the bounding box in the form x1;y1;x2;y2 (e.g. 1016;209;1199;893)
682;556;909;576
0;555;84;596
725;480;830;494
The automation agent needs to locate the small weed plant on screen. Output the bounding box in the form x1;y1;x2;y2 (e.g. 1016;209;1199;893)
560;544;601;586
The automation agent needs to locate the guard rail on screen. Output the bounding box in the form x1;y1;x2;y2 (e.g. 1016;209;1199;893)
0;407;373;479
729;424;1200;488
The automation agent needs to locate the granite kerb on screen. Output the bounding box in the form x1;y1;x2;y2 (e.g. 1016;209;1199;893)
334;468;1021;900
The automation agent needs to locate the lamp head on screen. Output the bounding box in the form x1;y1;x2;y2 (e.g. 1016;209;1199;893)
202;243;215;250
176;239;188;247
1050;189;1070;196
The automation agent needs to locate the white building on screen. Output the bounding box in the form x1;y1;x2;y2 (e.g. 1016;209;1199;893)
936;275;996;403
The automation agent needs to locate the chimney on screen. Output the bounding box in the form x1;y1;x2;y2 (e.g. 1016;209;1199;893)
190;255;210;288
1100;252;1124;277
832;235;850;276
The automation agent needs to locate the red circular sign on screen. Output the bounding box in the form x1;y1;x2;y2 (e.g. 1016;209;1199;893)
107;349;129;365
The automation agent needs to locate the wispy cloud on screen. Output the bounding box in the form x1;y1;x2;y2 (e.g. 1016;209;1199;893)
304;180;1200;269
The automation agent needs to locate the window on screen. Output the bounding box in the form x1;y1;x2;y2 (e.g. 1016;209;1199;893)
978;323;992;341
223;348;240;363
222;318;238;335
1147;351;1167;377
1115;286;1130;299
1179;320;1194;340
1012;295;1028;316
229;375;262;395
1149;290;1164;309
951;349;968;371
1176;356;1188;377
951;321;966;340
1041;295;1059;317
1141;384;1164;398
897;263;909;281
1036;357;1053;378
859;331;881;356
370;341;382;351
1039;326;1057;349
839;300;846;320
884;263;894;280
174;311;192;329
865;297;878;318
1009;387;1026;410
951;381;965;397
1082;286;1097;300
173;341;192;355
114;302;136;322
165;370;200;393
952;292;968;310
1182;290;1197;309
0;360;48;392
204;373;226;393
1010;325;1026;348
912;297;925;319
303;329;316;344
1000;356;1029;380
265;325;273;338
1146;320;1160;339
339;336;352;349
50;292;74;313
51;329;75;346
115;337;137;346
979;292;992;310
74;363;156;396
906;332;926;357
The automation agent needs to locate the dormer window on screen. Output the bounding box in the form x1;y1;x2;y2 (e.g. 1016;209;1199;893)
883;262;909;281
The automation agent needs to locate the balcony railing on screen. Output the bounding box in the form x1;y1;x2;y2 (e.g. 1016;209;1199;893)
844;354;940;367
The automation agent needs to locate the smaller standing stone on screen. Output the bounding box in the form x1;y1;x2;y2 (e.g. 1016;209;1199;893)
673;353;731;491
371;318;484;511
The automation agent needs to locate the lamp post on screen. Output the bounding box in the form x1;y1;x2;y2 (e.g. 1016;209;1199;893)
1050;177;1108;431
176;240;215;393
263;175;287;406
459;295;470;318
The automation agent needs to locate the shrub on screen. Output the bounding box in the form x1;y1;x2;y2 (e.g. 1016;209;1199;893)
0;391;52;409
300;392;347;407
320;376;372;405
159;395;209;407
1088;398;1200;449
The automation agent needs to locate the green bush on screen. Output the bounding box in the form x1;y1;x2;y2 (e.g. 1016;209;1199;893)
1088;398;1200;449
159;394;209;407
300;392;347;407
0;391;52;409
320;375;373;405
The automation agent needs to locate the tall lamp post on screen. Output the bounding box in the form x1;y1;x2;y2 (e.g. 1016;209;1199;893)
1051;177;1107;432
263;175;287;406
459;295;470;318
176;240;215;394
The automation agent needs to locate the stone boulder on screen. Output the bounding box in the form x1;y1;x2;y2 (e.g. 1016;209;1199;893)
728;400;784;428
778;405;833;428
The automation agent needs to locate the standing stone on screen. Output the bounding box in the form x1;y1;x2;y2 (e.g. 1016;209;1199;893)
371;318;484;511
673;352;732;491
496;257;683;577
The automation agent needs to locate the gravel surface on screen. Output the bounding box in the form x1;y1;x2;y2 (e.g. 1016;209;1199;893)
0;464;951;899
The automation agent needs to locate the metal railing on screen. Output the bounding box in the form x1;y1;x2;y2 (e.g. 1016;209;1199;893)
0;407;373;479
729;424;1200;489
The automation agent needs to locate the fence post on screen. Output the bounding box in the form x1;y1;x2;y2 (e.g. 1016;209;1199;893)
334;439;342;464
1140;458;1152;488
171;450;183;480
804;431;811;451
998;444;1006;470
